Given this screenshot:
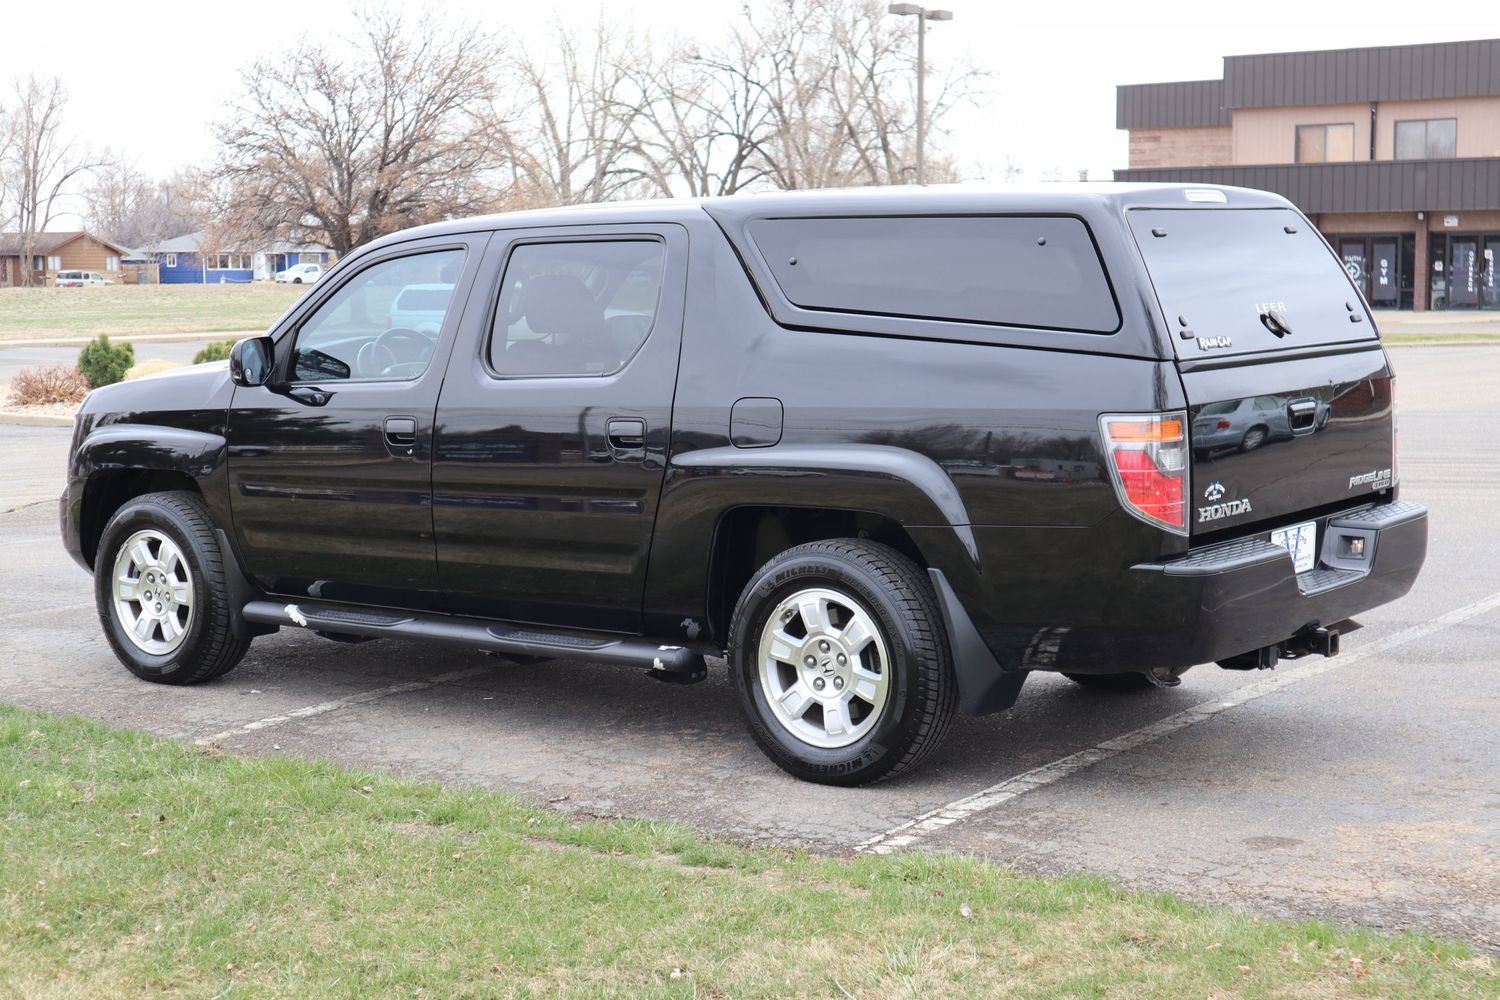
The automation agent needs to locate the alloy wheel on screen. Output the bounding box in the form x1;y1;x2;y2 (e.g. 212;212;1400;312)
756;586;891;749
111;529;195;655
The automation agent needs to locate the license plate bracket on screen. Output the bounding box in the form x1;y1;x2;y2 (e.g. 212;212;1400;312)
1271;520;1318;574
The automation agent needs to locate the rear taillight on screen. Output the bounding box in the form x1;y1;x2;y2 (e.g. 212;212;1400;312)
1215;419;1231;430
1099;412;1188;535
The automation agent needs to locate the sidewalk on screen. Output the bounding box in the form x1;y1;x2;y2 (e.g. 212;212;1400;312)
1372;309;1500;333
0;330;261;349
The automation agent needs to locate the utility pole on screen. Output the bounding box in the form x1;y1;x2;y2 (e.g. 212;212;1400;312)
887;4;953;186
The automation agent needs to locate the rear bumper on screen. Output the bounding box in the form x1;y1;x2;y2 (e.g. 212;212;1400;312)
1058;499;1427;675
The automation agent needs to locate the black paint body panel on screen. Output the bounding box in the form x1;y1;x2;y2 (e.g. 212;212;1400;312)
60;184;1427;716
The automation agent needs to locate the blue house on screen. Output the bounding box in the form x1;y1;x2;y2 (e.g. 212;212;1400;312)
148;231;330;285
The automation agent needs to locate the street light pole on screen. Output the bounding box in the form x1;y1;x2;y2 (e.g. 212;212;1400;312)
887;4;953;186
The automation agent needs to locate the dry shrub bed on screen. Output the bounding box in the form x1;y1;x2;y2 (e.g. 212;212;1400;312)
7;364;90;406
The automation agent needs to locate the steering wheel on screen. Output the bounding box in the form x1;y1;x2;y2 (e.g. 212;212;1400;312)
356;328;433;378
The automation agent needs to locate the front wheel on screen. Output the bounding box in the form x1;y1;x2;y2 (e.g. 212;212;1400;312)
728;540;957;786
95;491;250;685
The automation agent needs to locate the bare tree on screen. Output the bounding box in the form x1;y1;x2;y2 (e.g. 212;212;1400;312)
213;5;499;256
2;75;100;285
498;20;655;206
624;0;979;196
85;162;205;249
0;103;13;232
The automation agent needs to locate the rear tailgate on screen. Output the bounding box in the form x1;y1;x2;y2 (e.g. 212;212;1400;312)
1128;206;1396;535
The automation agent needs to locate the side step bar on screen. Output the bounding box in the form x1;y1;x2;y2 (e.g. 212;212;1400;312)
240;600;709;677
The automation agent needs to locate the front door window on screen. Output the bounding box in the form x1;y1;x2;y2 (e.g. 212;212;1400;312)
291;249;464;382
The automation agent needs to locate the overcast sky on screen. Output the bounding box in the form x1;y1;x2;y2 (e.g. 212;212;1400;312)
4;0;1499;197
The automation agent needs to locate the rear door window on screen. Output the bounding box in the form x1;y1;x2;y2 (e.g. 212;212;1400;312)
488;240;665;377
1129;208;1378;357
746;216;1120;333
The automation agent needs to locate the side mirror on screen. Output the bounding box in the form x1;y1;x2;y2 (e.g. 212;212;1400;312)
229;336;274;387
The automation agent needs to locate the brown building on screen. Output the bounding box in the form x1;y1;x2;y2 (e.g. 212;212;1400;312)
0;231;131;288
1115;38;1500;311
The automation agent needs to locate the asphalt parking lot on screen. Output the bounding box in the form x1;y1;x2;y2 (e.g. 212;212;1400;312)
2;344;1497;950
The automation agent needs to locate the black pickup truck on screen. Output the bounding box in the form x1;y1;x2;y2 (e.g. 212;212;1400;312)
61;185;1427;785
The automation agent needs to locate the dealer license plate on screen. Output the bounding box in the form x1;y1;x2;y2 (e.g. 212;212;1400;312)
1270;520;1318;574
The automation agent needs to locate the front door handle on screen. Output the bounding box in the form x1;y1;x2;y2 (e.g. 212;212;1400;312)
384;416;418;455
606;417;647;459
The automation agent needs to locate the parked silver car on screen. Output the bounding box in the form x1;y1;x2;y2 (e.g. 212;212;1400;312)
1192;396;1293;453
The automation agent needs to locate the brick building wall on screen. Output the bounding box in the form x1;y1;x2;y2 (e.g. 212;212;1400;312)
1127;126;1233;168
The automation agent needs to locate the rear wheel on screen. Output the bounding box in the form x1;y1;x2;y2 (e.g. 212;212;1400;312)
728;540;957;786
95;492;250;685
1240;426;1267;452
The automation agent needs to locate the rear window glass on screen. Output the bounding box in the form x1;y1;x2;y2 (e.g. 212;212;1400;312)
1129;208;1378;355
747;216;1120;333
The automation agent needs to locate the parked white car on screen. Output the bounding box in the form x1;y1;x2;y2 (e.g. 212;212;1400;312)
56;270;114;287
388;284;456;334
274;263;323;284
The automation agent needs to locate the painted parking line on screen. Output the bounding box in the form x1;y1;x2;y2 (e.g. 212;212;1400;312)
192;665;493;746
856;588;1500;855
3;602;94;622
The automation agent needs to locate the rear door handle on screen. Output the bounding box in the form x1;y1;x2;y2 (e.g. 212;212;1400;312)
384;416;418;454
606;417;647;459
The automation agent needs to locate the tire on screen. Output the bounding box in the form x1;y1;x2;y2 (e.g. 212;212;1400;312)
94;491;250;685
728;539;957;786
292;277;303;284
1063;665;1189;692
1240;426;1267;452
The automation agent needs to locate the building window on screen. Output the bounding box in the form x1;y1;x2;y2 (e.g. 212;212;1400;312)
1394;118;1456;160
165;254;177;268
32;256;43;271
1295;123;1355;163
105;255;120;271
47;255;61;271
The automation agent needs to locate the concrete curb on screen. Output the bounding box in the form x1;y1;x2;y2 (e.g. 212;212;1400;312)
0;410;74;427
0;331;260;349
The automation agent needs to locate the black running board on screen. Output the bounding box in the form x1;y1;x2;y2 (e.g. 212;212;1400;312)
240;600;708;675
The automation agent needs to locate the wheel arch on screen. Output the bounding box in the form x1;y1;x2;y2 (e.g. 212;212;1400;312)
648;444;982;646
705;505;927;646
71;424;229;570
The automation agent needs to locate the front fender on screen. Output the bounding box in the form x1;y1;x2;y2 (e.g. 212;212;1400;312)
63;424;232;571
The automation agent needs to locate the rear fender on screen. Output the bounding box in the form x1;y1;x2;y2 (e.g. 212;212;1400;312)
647;445;1023;712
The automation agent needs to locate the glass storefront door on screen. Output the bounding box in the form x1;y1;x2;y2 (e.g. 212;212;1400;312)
1449;238;1479;307
1484;239;1500;308
1331;234;1415;309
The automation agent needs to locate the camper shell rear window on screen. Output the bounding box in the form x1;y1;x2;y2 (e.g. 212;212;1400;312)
746;215;1120;334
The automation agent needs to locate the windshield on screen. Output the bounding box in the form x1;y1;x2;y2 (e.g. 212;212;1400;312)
1129;207;1379;357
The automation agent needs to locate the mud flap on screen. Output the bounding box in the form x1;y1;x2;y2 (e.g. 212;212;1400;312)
928;568;1028;716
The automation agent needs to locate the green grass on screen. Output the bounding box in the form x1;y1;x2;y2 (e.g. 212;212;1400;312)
1;706;1494;999
0;284;309;341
